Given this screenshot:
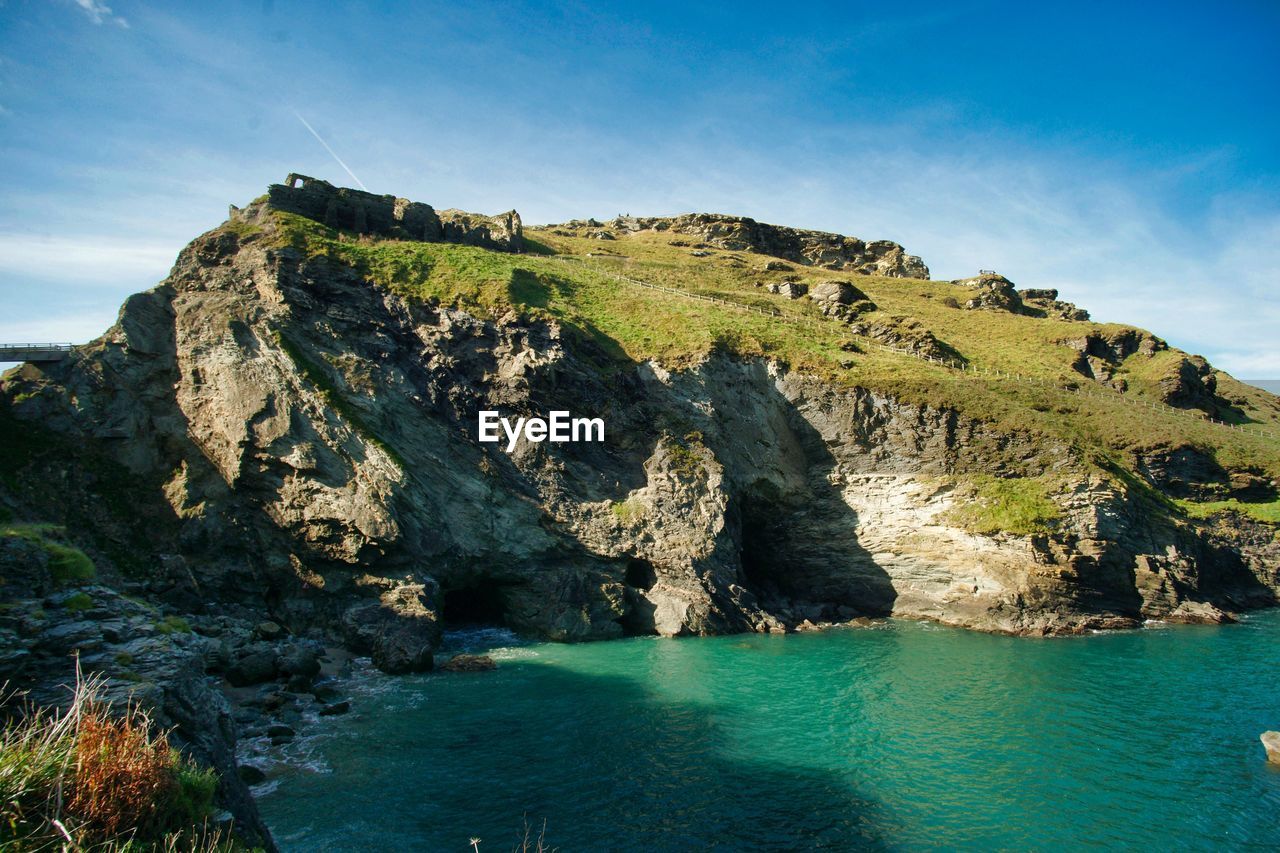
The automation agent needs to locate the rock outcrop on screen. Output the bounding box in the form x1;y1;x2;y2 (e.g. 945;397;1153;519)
256;173;523;252
607;213;929;278
955;273;1090;320
808;280;876;321
1262;731;1280;764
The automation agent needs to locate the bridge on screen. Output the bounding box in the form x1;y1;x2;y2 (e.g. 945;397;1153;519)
0;343;75;363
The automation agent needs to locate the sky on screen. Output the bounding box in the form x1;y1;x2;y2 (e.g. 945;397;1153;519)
1;0;1278;374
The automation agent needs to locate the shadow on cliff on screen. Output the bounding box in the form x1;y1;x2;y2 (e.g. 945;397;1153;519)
700;357;898;617
269;661;892;851
508;269;632;367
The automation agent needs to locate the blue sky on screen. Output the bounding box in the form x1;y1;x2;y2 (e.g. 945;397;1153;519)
2;0;1278;373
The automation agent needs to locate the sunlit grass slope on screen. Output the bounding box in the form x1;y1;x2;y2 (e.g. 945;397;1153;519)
260;212;1280;516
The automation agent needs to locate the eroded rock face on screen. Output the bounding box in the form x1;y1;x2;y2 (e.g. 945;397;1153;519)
2;212;1276;657
848;317;956;362
609;213;929;278
956;273;1023;312
1158;355;1219;410
255;173;523;251
955;274;1090;320
808;280;876;321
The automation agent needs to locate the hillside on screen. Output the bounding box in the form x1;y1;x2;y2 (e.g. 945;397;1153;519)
2;174;1278;845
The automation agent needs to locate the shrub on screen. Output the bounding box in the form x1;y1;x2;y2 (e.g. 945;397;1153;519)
47;543;96;584
0;669;228;850
153;616;192;636
610;498;648;524
63;592;94;614
0;524;97;585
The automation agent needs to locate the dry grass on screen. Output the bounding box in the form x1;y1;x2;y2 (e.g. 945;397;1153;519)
0;665;231;851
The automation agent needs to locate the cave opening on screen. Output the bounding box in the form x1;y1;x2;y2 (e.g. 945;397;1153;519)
737;489;788;598
625;557;657;591
442;581;509;627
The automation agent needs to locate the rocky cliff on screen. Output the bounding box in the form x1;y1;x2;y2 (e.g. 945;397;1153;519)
554;212;930;278
3;177;1279;845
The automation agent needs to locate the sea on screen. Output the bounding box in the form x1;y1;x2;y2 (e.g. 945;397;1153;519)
253;613;1280;851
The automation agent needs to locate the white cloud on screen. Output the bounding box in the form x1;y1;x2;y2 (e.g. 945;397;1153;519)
71;0;129;28
0;233;176;282
0;310;117;352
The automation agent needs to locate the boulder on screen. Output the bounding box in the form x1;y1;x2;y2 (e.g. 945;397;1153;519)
342;578;442;675
957;273;1022;312
1166;601;1235;625
226;644;279;687
1262;731;1280;764
1020;288;1059;301
439;654;497;673
371;627;435;674
808;281;875;322
255;621;285;641
277;644;322;678
766;281;808;299
238;764;268;785
810;280;867;305
1158;355;1220;411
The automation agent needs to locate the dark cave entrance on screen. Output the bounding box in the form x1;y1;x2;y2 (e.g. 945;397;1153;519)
737;489;788;599
617;557;660;636
442;581;509;627
625;557;658;591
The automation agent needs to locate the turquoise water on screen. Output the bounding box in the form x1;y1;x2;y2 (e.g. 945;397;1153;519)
256;614;1280;851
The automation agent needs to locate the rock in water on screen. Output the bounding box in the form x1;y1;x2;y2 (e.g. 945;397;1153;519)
439;654;497;672
1262;731;1280;763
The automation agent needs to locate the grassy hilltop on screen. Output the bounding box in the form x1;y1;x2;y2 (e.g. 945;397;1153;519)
253;209;1280;527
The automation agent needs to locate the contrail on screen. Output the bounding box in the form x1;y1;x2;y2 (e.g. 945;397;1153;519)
292;110;368;191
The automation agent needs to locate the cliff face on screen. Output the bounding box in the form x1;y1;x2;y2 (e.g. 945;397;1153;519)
4;201;1276;649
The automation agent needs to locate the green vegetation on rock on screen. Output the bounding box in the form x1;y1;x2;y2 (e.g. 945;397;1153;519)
1175;497;1280;525
62;592;94;613
1;524;96;584
611;497;648;524
154;615;193;635
945;476;1062;536
271;329;408;469
267;210;1280;508
0;673;232;851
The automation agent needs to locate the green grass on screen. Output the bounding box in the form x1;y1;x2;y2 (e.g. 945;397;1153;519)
219;218;262;240
260;210;1280;533
1;524;96;584
63;592;94;614
153;615;192;635
945;476;1062;536
610;498;648;524
1176;497;1280;525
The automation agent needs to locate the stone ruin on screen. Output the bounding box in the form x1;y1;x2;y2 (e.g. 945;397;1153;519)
244;173;524;252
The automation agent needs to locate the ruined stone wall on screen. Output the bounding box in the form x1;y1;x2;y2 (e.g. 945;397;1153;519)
262;173;523;252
